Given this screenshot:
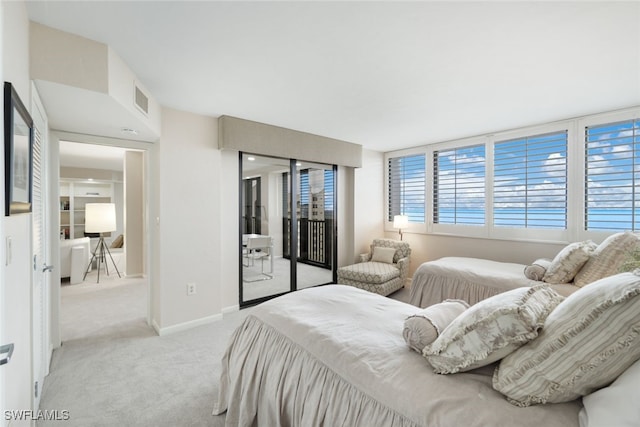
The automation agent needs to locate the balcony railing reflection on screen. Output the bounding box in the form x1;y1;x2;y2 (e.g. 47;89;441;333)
283;218;332;269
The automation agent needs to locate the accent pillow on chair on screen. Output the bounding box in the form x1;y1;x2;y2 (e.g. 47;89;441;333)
423;285;564;374
493;271;640;407
403;299;469;353
371;246;396;264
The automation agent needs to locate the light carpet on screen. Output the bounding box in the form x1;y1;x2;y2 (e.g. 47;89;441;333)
37;273;411;426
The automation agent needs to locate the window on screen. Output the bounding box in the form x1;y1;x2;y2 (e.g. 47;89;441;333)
493;131;568;229
585;119;640;231
387;154;426;223
433;144;485;225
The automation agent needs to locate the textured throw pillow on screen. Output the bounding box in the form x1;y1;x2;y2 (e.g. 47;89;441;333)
493;271;640;407
617;247;640;273
111;234;124;249
371;246;396;264
524;258;551;281
543;241;597;284
574;232;640;287
403;300;469;353
579;358;640;427
422;285;564;374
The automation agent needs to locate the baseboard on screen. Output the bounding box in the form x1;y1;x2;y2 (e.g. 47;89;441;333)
153;313;223;336
222;304;239;314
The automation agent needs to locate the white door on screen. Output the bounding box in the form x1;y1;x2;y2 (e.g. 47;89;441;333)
31;85;50;411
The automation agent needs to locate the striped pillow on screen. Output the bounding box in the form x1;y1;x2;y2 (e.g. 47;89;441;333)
574;232;640;287
493;271;640;406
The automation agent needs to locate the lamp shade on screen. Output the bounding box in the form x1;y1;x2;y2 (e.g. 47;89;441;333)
393;214;409;229
85;203;116;233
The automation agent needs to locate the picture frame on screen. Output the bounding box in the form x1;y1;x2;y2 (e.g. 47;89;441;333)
4;82;34;216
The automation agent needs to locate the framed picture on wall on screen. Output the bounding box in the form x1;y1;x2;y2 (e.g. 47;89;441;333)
4;81;34;216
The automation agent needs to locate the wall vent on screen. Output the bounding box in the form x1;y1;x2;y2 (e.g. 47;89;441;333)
134;84;149;116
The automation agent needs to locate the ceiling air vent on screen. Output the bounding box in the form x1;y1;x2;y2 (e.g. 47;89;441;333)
134;84;149;116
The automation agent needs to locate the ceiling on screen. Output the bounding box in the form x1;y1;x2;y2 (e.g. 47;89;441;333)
26;1;640;153
59;140;128;172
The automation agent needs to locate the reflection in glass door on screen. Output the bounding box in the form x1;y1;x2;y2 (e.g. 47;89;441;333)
242;177;261;235
240;154;337;306
287;162;336;289
240;154;291;305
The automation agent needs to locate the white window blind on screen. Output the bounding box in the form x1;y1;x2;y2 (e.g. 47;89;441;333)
433;144;485;225
387;154;426;223
585;119;640;231
494;131;568;229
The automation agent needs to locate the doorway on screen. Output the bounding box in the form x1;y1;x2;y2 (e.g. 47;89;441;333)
56;139;149;342
239;153;337;306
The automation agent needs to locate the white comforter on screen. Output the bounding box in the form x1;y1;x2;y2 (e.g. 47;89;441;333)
214;285;580;426
409;257;539;308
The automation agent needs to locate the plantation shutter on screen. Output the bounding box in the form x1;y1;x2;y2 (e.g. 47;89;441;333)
387;154;426;223
493;131;568;229
433;144;485;225
585;119;640;231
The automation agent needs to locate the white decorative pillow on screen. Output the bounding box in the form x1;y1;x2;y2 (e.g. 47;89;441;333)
422;285;564;374
574;232;640;287
403;300;469;353
543;241;597;284
524;258;551;281
493;271;640;407
371;246;396;264
579;358;640;427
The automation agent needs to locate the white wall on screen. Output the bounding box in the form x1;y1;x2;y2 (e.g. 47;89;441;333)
155;107;221;332
353;149;384;262
2;0;33;423
0;1;5;422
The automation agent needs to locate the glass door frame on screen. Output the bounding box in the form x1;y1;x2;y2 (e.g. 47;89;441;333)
238;152;338;307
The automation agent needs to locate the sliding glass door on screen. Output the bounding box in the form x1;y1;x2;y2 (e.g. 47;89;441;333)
239;153;336;306
287;162;336;290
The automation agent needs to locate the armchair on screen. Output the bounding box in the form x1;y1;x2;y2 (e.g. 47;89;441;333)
337;238;411;296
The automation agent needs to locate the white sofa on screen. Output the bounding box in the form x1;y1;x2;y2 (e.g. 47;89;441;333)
59;237;90;284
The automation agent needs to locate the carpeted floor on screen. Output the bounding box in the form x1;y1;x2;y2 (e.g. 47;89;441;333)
38;273;411;426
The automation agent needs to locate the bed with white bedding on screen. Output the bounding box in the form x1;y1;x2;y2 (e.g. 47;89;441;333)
213;285;580;427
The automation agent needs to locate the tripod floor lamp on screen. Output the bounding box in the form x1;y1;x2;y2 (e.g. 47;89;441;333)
83;203;121;283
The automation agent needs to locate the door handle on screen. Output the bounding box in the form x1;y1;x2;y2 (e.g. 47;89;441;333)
42;264;54;273
0;343;14;366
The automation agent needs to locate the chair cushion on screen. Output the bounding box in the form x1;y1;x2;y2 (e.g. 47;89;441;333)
337;262;400;284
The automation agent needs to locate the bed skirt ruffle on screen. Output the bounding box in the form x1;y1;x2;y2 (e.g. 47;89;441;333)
214;315;419;427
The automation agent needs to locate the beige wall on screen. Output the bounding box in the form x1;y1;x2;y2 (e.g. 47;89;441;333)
155;107;221;331
220;149;240;310
30;22;109;93
125;151;144;276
